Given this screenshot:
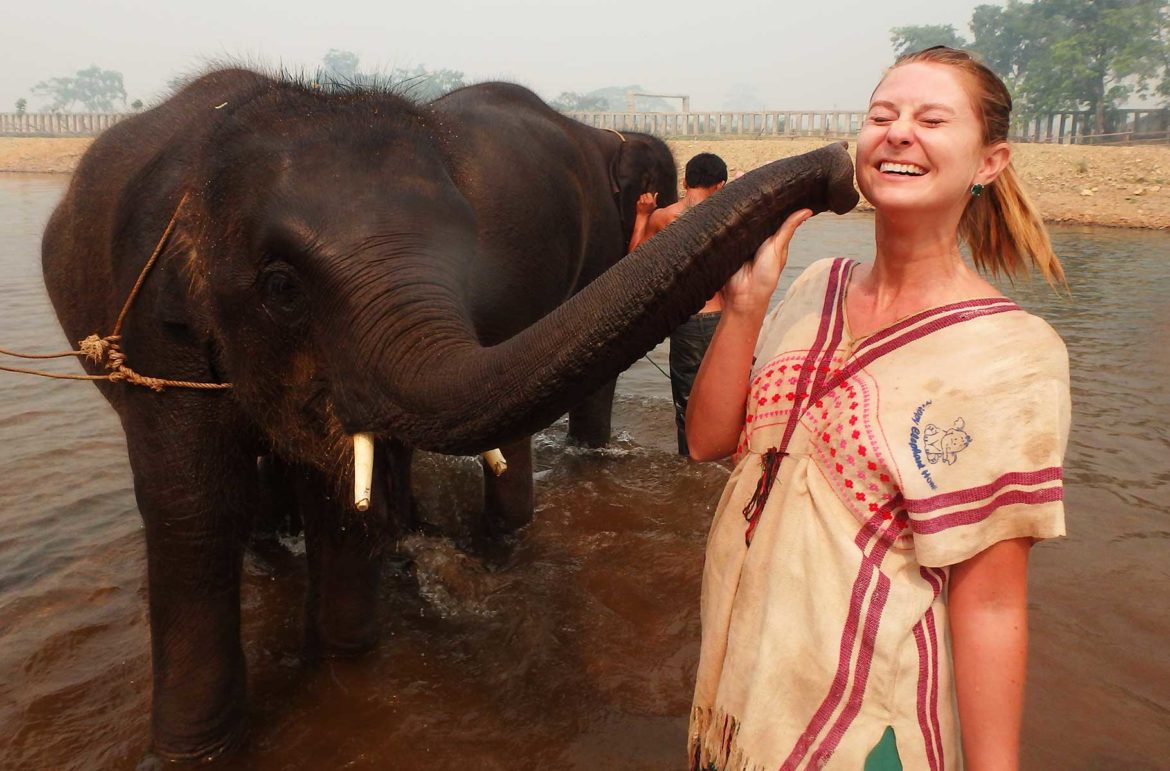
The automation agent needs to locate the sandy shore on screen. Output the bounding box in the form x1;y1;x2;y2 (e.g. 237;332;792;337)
669;138;1170;230
2;136;1168;229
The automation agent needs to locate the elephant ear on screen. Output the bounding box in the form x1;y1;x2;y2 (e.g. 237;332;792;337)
149;223;216;350
612;132;678;248
152;253;187;326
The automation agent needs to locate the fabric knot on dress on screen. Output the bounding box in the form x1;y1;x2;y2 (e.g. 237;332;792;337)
742;447;786;546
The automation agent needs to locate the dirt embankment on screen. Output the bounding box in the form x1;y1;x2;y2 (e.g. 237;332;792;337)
669;138;1169;230
0;138;92;175
3;136;1168;229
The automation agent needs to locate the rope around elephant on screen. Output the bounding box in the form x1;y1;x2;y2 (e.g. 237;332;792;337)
0;192;232;392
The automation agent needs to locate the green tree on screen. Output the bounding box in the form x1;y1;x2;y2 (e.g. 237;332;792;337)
322;49;360;82
890;24;969;59
969;1;1037;83
967;0;1170;134
722;82;765;111
573;86;677;112
15;98;27;114
31;66;127;112
550;91;609;111
389;65;466;101
316;51;466;99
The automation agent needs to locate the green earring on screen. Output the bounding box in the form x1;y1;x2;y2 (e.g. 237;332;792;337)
971;183;985;198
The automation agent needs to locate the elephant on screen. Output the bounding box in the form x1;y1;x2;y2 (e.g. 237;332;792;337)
40;67;858;761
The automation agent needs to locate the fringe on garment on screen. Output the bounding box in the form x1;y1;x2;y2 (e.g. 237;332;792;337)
688;705;768;771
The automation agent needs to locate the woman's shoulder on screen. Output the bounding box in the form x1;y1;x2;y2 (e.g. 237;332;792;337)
996;306;1068;358
951;304;1069;386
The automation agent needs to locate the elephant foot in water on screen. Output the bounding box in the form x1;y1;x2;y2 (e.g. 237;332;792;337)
482;437;535;539
411;437;536;551
141;735;246;769
139;667;248;766
566;378;618;449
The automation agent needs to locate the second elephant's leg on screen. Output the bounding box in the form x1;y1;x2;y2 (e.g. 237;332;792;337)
482;436;534;536
254;453;302;540
567;377;617;448
301;443;406;656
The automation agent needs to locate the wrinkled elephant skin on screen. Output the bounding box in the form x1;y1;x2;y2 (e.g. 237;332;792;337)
40;68;857;759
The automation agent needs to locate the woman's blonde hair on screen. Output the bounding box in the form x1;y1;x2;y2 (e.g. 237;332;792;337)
893;47;1065;286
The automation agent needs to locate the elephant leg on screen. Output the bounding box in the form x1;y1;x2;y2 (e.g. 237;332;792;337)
253;453;302;540
482;436;534;537
567;377;617;448
302;442;406;657
124;398;259;761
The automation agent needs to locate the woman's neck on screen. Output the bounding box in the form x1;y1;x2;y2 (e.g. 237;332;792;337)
847;210;1000;336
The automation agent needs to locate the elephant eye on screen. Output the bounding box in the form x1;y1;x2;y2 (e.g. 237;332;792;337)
260;263;307;322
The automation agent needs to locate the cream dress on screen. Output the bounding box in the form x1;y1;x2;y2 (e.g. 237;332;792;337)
688;258;1070;770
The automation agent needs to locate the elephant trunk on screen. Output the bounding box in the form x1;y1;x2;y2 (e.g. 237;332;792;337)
342;142;859;455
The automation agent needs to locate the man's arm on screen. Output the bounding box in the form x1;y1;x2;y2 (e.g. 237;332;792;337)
628;193;672;253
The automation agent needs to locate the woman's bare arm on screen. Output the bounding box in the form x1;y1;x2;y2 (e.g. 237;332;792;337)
685;209;812;461
948;536;1033;771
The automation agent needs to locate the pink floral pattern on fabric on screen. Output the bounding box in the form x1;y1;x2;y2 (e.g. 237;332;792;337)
741;349;907;550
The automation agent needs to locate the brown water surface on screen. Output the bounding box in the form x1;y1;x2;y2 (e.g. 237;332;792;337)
1;174;1168;769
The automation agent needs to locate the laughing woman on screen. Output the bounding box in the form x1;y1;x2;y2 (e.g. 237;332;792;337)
685;47;1069;771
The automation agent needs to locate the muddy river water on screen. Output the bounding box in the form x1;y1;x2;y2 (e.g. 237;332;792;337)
1;173;1168;769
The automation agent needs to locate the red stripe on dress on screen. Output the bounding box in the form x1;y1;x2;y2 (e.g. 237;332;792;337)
906;468;1063;514
920;566;946;598
780;509;904;770
918;569;947;768
805;259;855;416
912;620;941;771
809;571;893;767
910;486;1063;535
851;298;1018;360
853;495;905;550
850;302;1018;374
745;259;846;447
813;301;1020;401
924;607;945;769
777;258;849;452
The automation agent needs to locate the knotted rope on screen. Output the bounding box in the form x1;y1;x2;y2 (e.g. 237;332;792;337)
1;193;232;392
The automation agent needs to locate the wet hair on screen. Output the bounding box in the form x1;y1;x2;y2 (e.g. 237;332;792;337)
892;46;1065;286
685;153;728;189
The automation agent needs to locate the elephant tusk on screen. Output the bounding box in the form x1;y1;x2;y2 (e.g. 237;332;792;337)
482;448;507;476
353;432;375;511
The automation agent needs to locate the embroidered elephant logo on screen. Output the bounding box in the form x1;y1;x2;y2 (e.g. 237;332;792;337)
923;418;972;465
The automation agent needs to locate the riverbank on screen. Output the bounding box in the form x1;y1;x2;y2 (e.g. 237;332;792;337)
670;138;1170;229
2;136;1168;228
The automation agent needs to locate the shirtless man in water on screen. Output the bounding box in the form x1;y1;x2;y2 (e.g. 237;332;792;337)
627;152;728;455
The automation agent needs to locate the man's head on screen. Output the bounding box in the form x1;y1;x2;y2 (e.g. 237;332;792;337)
684;153;727;191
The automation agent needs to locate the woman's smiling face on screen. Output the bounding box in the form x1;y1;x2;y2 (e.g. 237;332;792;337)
856;62;999;218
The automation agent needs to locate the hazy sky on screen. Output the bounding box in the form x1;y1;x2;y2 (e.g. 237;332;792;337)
1;0;984;113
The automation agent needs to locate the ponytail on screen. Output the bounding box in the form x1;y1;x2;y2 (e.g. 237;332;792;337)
961;163;1065;286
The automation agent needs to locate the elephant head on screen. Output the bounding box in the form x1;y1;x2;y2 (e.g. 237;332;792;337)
153;78;851;491
175;85;856;482
609;131;679;248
